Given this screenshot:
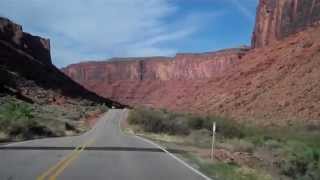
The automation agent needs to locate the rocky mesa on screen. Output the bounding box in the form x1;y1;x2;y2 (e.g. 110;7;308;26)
63;48;248;83
63;0;320;126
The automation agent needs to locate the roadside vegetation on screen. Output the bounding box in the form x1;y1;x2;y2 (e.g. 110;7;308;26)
127;107;320;180
0;96;108;142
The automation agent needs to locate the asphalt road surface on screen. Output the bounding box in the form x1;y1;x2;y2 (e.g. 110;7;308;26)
0;109;211;180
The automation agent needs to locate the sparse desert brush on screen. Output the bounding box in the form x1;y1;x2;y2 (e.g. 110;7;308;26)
187;129;212;147
0;96;108;141
235;166;273;180
225;139;255;153
127;107;320;180
281;145;320;179
0;100;33;122
128;107;252;138
127;107;189;135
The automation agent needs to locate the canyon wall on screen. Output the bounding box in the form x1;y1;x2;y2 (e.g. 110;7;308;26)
70;27;320;125
62;0;320;125
252;0;320;48
0;17;51;64
63;48;248;84
0;17;123;108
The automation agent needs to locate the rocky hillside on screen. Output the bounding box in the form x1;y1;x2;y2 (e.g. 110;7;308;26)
0;17;123;107
252;0;320;48
63;0;320;126
0;17;123;142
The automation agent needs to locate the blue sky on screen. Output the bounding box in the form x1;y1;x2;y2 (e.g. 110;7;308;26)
0;0;258;67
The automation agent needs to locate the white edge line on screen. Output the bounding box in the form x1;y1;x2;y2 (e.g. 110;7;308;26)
119;109;212;180
135;135;212;180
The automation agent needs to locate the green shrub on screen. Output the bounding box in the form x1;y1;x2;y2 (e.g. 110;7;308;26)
204;116;251;139
281;142;320;179
263;139;283;150
0;100;54;140
128;107;252;138
0;101;33;120
127;108;189;135
185;153;272;180
187;116;204;130
226;139;255;153
187;129;212;148
0;101;34;130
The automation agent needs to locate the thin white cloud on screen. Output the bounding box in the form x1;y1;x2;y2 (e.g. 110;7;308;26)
229;0;256;21
0;0;221;67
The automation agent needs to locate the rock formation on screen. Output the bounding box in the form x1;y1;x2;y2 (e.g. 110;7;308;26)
0;17;51;64
252;0;320;48
63;0;320;125
63;48;248;84
65;27;320;125
0;17;123;108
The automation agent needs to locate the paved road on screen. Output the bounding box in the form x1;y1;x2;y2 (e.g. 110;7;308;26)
0;109;210;180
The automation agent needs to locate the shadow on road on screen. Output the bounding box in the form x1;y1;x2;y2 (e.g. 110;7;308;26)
0;146;186;154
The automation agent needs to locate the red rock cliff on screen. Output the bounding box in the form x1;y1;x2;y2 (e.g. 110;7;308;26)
252;0;320;48
0;17;124;108
63;48;248;84
62;0;320;125
0;17;51;64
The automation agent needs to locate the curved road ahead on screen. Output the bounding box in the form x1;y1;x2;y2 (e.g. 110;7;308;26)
0;109;210;180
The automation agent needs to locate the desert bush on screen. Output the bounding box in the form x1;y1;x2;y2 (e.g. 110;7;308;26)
0;101;33;120
127;107;189;135
0;100;55;140
187;129;212;148
8;118;53;139
281;142;320;180
187;116;204;130
128;107;253;138
0;101;34;130
202;116;255;139
187;114;254;139
185;153;272;180
98;103;109;112
235;166;273;180
225;139;255;153
263;139;283;150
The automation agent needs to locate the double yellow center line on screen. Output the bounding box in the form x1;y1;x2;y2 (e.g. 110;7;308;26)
37;138;95;180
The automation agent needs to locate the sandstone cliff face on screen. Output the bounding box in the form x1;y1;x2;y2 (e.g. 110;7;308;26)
0;17;123;108
69;26;320;125
252;0;320;48
0;17;51;64
62;0;320;125
63;48;248;84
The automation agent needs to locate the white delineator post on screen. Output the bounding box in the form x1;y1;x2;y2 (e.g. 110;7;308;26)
211;122;216;160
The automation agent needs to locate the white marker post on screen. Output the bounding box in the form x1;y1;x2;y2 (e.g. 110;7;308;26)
211;122;216;160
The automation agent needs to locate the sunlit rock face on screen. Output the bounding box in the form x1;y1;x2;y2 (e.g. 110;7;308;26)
62;0;320;125
252;0;320;48
63;48;248;84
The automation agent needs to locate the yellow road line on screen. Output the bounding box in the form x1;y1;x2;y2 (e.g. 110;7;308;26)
37;144;82;180
36;138;95;180
48;139;95;180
